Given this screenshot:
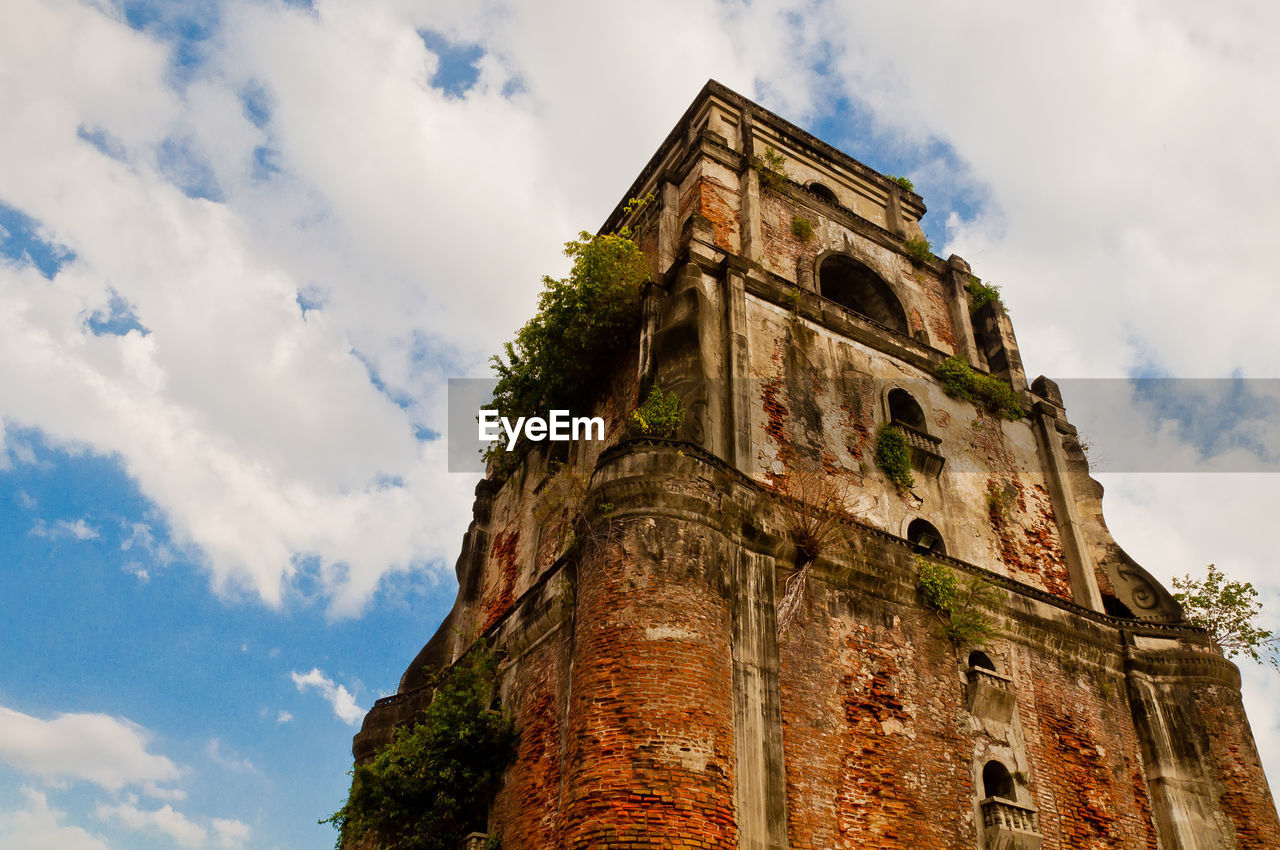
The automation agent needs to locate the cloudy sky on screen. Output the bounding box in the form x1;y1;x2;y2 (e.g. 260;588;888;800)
2;1;1278;846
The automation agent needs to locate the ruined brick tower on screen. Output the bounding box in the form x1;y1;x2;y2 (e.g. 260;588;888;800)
353;81;1279;849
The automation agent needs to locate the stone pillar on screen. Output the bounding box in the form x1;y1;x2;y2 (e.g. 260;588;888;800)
739;165;763;264
944;254;981;365
730;549;789;849
1030;397;1104;612
724;261;752;474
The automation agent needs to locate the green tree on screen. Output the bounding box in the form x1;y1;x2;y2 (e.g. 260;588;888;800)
916;556;999;648
1173;564;1279;670
324;647;518;849
490;198;652;450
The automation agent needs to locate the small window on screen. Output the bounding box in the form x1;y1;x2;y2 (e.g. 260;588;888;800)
982;761;1015;800
888;388;927;433
968;650;996;672
907;518;945;556
807;182;839;204
1102;594;1136;619
817;255;908;335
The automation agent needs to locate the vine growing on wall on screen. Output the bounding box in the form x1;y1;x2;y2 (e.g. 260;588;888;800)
936;356;1025;420
965;275;1004;312
916;556;999;648
903;237;933;265
324;646;518;850
628;384;685;438
754;146;789;191
489;197;652;453
874;423;915;491
790;215;815;242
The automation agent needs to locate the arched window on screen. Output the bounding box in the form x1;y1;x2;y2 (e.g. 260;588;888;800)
968;650;996;672
888;388;927;432
817;255;908;335
982;761;1015;800
807;182;839;205
907;518;945;556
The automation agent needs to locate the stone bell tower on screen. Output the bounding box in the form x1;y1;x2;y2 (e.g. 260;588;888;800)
352;80;1279;849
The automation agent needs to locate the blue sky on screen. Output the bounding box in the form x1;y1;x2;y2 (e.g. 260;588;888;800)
2;1;1279;847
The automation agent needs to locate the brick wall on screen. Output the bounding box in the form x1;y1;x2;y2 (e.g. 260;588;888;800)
559;517;739;849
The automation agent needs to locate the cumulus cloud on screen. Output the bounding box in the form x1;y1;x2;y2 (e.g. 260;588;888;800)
814;1;1280;380
0;0;824;616
94;800;249;849
291;668;364;724
2;0;1278;792
0;789;111;850
211;817;252;848
276;710;293;724
0;706;181;794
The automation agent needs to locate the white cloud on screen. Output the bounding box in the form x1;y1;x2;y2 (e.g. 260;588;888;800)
2;0;1279;799
211;817;251;848
0;788;111;850
291;668;364;724
120;521;175;568
814;1;1280;380
122;562;150;582
0;0;817;616
94;801;208;848
204;739;256;774
29;517;99;540
0;705;181;794
276;711;293;724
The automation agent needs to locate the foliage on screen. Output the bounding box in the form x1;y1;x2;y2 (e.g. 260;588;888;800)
774;460;867;633
985;480;1017;522
889;175;915;192
532;461;591;554
1173;564;1280;670
916;556;999;648
903;237;933;265
874;423;915;491
965;275;1003;311
936;356;1025;420
754;146;789;191
790;215;815;242
784;287;802;312
489;198;652;448
629;383;686;438
324;646;518;850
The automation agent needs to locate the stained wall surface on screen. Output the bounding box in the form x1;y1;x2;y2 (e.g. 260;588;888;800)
352;80;1280;850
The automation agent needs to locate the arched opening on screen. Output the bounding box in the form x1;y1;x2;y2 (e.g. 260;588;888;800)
817;255;907;335
968;650;996;672
907;518;945;556
1102;594;1136;619
888;388;927;432
807;182;839;205
982;761;1015;801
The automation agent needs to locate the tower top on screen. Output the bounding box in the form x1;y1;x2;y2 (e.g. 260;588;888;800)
603;79;926;242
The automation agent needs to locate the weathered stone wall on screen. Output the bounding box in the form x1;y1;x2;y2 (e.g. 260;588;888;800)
352;80;1279;850
559;494;740;847
489;626;570;848
743;292;1074;601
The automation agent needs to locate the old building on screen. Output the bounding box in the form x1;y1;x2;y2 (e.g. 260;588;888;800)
352;80;1279;849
